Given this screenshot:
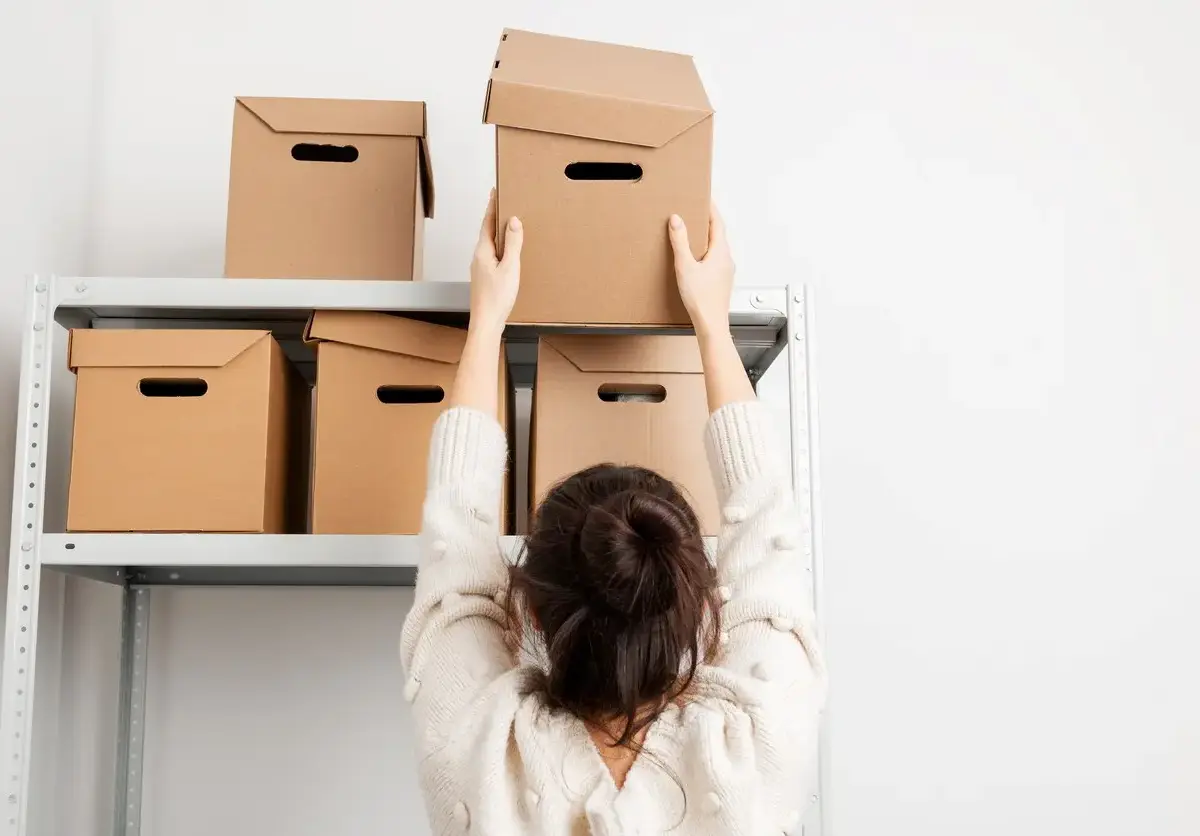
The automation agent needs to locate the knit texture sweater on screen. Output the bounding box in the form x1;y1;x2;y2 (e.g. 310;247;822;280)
400;402;827;835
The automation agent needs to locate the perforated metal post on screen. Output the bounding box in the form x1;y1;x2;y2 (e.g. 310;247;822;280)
113;587;150;836
0;276;57;836
788;286;829;836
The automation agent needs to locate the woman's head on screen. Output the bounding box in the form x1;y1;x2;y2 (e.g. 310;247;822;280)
507;464;720;747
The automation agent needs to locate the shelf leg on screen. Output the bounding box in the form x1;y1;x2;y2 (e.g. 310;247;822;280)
0;276;59;836
787;285;829;836
112;587;150;836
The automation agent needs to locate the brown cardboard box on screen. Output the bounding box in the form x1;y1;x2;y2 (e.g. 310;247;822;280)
531;335;718;534
225;96;435;281
306;311;512;534
67;330;305;533
484;29;713;326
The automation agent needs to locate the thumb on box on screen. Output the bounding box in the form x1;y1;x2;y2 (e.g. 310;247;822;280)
668;214;693;265
501;216;523;264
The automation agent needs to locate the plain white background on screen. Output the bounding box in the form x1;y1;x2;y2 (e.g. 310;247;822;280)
3;0;1200;834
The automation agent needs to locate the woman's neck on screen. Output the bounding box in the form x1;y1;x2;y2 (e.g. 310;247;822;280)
586;721;649;789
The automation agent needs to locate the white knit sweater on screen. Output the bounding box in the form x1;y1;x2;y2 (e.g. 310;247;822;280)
400;402;827;835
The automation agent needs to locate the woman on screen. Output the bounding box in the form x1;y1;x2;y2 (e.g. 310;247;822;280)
400;195;826;835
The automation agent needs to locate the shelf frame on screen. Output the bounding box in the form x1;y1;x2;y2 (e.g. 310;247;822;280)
0;275;825;836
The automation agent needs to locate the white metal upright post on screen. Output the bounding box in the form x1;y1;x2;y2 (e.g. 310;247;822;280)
788;286;829;836
112;587;151;836
0;277;57;836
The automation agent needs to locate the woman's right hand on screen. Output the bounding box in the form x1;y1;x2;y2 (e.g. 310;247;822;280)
667;204;736;338
470;190;523;337
668;204;754;412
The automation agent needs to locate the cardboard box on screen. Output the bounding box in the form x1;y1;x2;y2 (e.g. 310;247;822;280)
306;311;512;534
67;330;306;533
225;96;435;281
531;335;719;534
483;29;713;326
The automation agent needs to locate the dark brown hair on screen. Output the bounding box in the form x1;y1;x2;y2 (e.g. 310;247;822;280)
507;464;721;748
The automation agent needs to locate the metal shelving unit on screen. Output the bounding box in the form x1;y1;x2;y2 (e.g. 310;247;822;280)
0;276;825;836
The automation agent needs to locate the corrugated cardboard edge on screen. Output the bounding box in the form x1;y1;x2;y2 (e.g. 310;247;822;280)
67;329;272;372
303;311;466;365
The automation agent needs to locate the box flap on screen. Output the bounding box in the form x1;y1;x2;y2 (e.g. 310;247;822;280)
543;335;703;374
68;330;270;371
237;97;434;216
483;29;712;148
304;310;465;364
237;96;427;138
417;131;436;218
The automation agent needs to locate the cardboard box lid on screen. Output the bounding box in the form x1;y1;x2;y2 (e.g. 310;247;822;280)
236;96;436;217
543;335;704;375
483;29;712;148
304;310;466;365
68;330;271;372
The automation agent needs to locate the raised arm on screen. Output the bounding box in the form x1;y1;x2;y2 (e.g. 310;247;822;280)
450;192;523;416
668;208;753;412
399;193;524;742
667;206;826;697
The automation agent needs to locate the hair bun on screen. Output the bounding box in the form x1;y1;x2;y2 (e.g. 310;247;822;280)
578;490;692;620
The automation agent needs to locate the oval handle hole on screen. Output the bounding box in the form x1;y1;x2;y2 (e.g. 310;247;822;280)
377;385;445;405
597;384;666;404
291;143;359;163
565;162;643;181
139;379;208;398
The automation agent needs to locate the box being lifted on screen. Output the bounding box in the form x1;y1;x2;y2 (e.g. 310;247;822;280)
484;29;713;326
225;96;435;282
531;335;719;534
66;330;307;533
305;311;513;534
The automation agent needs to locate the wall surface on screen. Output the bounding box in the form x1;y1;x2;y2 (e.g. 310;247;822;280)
3;0;1199;834
0;3;110;835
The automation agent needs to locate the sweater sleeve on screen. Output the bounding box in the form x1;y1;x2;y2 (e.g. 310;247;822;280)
399;407;514;745
703;400;827;704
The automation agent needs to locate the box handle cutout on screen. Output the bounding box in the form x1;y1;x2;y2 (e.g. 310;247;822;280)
598;384;666;404
565;162;643;182
291;143;359;163
377;385;445;405
139;378;208;398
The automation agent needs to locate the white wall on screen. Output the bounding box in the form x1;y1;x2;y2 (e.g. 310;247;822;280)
0;3;109;835
6;0;1200;834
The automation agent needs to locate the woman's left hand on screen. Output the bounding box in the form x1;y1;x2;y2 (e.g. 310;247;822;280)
470;190;523;334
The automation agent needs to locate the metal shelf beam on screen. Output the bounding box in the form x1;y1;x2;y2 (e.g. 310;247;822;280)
51;277;787;329
38;534;729;587
51;277;790;386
